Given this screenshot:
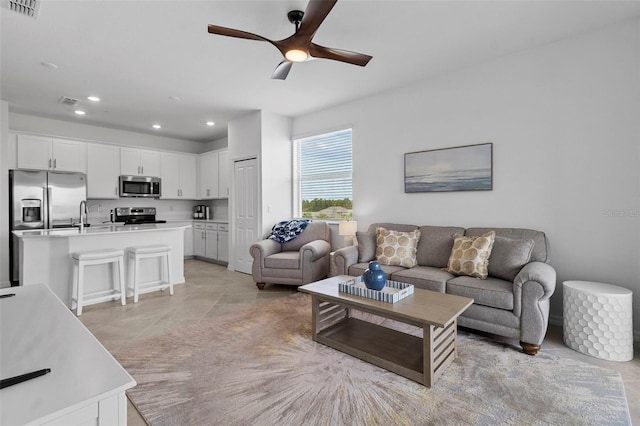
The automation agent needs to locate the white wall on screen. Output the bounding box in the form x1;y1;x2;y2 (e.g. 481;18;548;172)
293;19;640;339
9;113;204;154
260;111;292;237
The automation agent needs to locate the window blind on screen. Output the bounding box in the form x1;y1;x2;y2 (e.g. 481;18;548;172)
293;129;353;219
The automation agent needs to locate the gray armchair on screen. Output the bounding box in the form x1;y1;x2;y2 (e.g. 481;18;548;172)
250;221;331;290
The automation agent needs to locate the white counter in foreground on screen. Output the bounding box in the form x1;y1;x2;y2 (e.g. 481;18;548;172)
0;284;135;425
13;223;190;308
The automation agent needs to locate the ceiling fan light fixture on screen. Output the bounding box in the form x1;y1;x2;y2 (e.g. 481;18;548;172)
285;49;308;62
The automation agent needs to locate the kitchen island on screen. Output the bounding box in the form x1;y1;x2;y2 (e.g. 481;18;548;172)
12;223;190;308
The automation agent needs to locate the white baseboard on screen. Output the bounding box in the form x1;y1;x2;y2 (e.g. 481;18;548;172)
0;281;12;289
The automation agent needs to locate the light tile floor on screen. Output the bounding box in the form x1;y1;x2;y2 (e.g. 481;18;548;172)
79;260;640;425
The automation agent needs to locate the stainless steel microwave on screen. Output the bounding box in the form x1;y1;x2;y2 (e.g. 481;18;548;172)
119;175;161;198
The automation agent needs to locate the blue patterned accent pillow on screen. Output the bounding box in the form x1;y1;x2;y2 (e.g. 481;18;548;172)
268;219;311;243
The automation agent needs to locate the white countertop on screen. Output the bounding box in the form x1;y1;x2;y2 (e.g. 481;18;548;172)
0;284;135;425
13;222;192;238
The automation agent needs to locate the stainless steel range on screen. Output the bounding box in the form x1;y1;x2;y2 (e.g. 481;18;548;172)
113;207;167;225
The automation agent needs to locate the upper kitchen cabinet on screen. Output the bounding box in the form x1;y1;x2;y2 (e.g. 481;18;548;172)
218;149;229;199
198;149;229;199
120;147;160;177
86;143;120;199
198;151;219;199
160;152;197;199
17;134;85;172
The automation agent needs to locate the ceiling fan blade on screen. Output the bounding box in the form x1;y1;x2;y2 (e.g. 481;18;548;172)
296;0;338;39
271;60;293;80
207;24;272;43
309;43;372;67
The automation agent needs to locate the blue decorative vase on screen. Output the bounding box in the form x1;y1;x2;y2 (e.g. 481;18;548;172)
363;261;386;291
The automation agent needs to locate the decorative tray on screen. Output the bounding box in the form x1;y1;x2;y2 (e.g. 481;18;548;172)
338;276;414;303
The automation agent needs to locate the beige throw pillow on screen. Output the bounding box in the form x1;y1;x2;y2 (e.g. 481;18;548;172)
376;227;421;268
445;231;496;279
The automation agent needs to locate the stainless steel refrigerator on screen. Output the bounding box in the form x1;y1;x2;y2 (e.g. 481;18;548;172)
9;170;87;284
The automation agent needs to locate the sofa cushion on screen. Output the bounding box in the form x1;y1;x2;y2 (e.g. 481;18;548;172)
264;252;300;269
376;228;421;268
466;227;549;263
489;236;535;281
366;223;419;234
348;262;406;277
390;266;453;293
356;231;376;262
416;226;466;268
447;275;514;310
445;231;496;279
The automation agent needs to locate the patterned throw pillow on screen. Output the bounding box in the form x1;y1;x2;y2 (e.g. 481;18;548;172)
445;231;496;279
375;227;421;268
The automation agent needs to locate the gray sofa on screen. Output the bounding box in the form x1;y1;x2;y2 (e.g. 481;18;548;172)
331;223;556;355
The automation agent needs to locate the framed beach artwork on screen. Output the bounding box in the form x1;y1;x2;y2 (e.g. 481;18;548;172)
404;143;493;193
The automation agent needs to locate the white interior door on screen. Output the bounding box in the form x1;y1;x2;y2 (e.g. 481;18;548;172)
233;158;259;274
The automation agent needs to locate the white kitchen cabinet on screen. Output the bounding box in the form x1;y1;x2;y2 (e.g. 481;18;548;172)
198;149;229;200
17;134;85;172
193;222;206;257
86;143;120;199
205;223;219;260
198;151;219;199
217;223;229;262
218;149;229;199
161;152;197;199
120;147;160;177
193;222;227;263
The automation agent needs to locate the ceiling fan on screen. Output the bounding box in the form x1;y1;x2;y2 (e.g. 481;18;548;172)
207;0;373;80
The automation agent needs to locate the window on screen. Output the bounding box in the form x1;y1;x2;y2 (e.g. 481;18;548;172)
293;128;353;221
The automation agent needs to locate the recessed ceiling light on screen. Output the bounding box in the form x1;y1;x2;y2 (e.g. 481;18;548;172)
87;96;100;102
152;124;162;129
40;61;59;69
206;121;215;126
168;96;181;101
74;110;86;116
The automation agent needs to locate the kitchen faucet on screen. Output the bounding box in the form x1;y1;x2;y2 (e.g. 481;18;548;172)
79;200;87;230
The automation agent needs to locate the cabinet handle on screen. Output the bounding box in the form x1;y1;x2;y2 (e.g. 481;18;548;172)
53;159;56;169
48;158;52;168
141;166;144;174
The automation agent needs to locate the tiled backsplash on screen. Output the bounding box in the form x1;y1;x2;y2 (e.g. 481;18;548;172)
87;198;229;223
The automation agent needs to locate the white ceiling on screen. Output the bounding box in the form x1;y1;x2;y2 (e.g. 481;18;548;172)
2;1;640;143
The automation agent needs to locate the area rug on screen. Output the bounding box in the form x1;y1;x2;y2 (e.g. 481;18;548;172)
112;293;630;426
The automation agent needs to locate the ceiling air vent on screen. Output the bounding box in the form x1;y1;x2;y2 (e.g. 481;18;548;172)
58;96;80;107
4;0;40;18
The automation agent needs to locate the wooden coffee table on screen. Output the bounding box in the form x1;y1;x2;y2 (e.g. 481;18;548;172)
299;275;473;387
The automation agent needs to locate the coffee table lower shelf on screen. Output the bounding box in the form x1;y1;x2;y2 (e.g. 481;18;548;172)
313;301;458;387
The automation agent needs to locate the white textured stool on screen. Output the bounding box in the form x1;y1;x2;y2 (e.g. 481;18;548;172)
71;249;126;316
563;280;634;361
126;244;173;303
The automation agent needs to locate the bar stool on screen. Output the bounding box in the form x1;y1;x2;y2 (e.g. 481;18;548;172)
126;244;173;303
71;248;126;316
